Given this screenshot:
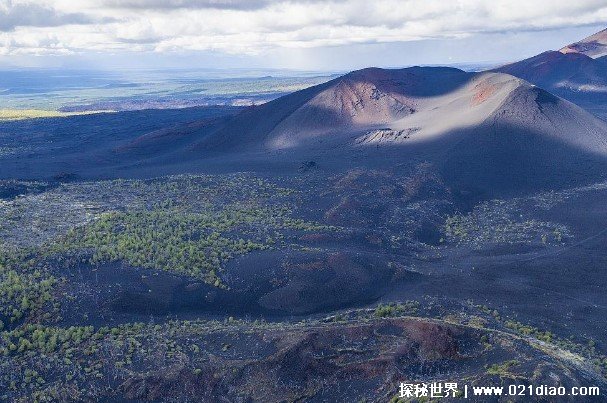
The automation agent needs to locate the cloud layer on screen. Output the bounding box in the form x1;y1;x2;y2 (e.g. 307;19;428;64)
102;0;275;10
0;0;98;32
1;0;607;57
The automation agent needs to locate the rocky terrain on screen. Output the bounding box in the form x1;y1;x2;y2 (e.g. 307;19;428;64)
1;166;607;401
2;28;607;402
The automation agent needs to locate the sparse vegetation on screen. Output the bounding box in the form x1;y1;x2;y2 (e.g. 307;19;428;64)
0;109;103;121
486;360;519;377
0;246;59;324
444;199;571;248
374;301;419;318
51;203;331;283
0;168;605;401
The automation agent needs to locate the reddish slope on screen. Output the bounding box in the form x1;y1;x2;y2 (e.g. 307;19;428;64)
197;67;607;156
194;67;471;151
187;66;607;195
560;27;607;58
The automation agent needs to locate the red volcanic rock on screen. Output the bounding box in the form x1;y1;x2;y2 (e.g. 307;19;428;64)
560;27;607;58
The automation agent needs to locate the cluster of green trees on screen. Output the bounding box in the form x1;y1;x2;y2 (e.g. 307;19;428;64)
0;246;57;324
504;320;555;343
477;306;607;377
0;271;56;323
53;204;333;284
0;321;150;399
445;211;567;246
1;323;96;357
486;360;520;376
55;208;269;283
374;301;420;318
444;214;472;240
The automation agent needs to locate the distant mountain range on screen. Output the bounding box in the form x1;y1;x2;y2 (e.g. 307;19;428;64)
181;64;607;195
3;28;607;197
196;66;607;154
492;51;607;93
491;27;607;106
192;27;607;163
560;28;607;58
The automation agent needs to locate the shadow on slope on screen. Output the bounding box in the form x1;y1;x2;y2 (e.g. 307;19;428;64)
193;67;473;152
491;51;607;93
0;106;241;180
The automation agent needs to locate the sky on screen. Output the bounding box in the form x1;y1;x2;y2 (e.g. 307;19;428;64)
1;0;607;71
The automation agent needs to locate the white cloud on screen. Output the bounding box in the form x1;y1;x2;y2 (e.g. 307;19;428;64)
0;0;109;32
1;0;607;56
102;0;275;10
